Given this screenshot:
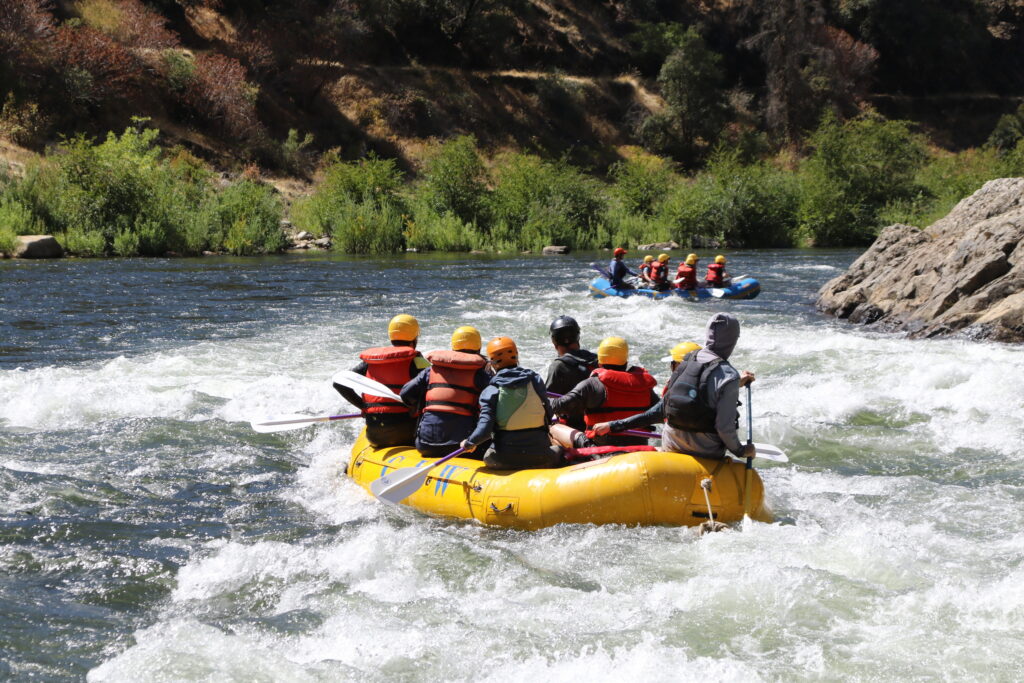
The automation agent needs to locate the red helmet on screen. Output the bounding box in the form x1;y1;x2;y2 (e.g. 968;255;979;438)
613;247;627;257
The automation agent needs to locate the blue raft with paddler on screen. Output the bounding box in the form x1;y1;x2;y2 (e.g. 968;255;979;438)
590;249;761;301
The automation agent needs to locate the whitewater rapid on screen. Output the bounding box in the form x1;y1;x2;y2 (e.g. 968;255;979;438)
2;251;1023;680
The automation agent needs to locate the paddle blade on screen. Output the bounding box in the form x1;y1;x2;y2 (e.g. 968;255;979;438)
332;370;402;401
251;414;324;433
371;465;430;505
753;443;788;463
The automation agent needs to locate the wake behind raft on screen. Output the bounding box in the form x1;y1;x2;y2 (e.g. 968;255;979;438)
589;275;761;300
347;430;772;530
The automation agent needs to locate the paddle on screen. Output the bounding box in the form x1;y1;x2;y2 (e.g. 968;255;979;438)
251;413;360;433
743;383;755;520
332;370;402;402
371;447;466;505
589;261;612;279
592;428;788;463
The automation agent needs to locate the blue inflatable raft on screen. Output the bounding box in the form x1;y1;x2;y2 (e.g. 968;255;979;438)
588;276;761;300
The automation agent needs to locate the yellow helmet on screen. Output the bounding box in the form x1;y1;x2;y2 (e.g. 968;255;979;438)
667;341;701;363
388;314;419;342
486;336;519;369
685;253;698;266
451;326;481;352
658;253;670;263
643;255;654;263
715;254;726;264
597;336;629;366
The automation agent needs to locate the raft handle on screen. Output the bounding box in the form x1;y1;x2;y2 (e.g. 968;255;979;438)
692;510;718;519
489;502;513;514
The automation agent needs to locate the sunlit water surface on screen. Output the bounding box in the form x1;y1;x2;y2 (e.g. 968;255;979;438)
1;251;1023;680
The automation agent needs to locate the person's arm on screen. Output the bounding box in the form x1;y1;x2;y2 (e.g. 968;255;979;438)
399;367;430;409
463;385;497;449
714;378;746;457
550;379;586;416
606;399;664;432
333;361;368;409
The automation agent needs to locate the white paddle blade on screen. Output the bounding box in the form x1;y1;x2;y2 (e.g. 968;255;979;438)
371;465;429;505
710;288;727;298
250;414;325;433
332;370;402;402
754;443;788;462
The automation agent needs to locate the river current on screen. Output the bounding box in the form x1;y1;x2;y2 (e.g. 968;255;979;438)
1;250;1023;681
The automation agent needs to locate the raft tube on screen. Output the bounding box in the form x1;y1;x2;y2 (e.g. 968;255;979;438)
347;431;772;530
588;276;761;300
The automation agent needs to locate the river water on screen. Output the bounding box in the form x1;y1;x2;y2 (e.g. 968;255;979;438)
2;250;1023;680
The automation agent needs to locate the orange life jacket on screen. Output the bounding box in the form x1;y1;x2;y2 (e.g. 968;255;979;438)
676;264;697;289
423;350;486;417
358;346;419;414
650;261;667;284
639;263;652;279
584;366;657;426
706;263;725;286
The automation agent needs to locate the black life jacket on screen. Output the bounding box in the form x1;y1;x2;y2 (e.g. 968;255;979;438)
550;350;598;394
663;351;728;432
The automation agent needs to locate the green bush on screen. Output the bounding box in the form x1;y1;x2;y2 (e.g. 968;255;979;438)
404;200;478;252
0;227;16;254
213;181;286;255
488;153;605;250
328;199;406;254
417;135;489;225
798;111;926;246
609;153;673;217
64;227;107;256
0;196;42;235
113;228;140;256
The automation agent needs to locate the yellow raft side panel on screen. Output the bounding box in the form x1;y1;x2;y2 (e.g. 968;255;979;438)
346;431;772;531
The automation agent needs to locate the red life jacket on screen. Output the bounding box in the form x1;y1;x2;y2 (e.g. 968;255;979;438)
358;346;419;414
706;263;725;286
639;263;652;279
650;261;667;284
423;350;486;417
676;264;697;289
584;366;657;426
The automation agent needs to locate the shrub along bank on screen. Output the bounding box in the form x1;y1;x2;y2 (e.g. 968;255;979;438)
3;114;1024;257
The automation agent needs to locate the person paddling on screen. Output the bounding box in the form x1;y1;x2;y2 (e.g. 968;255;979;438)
545;315;598;430
649;253;671;291
675;253;699;290
705;255;730;287
335;314;430;448
608;247;636;289
549;336;658;449
592;314;755;460
460;337;563;470
400;326;491;458
638;255;655;285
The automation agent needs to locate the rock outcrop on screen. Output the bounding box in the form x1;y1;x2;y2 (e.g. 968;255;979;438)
638;241;680;251
817;178;1024;342
542;245;570;255
13;235;64;259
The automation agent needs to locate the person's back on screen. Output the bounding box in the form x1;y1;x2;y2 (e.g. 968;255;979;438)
401;326;490;458
638;255;654;284
661;313;754;460
336;314;429;448
546;315;598;430
550;337;657;449
648;253;670;291
608;247;634;289
461;337;562;470
676;253;699;290
705;255;728;287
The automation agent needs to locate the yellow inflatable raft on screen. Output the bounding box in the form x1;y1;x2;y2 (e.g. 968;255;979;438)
347;431;772;530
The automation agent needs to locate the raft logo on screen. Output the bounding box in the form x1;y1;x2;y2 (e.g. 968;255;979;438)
433;464;467;496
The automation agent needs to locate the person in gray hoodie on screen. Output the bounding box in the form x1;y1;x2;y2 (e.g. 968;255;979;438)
590;312;755;460
460;336;563;470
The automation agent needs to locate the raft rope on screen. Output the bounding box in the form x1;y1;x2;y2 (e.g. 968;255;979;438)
699;477;728;534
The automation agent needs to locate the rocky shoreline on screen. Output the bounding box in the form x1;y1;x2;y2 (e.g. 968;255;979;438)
817;178;1024;343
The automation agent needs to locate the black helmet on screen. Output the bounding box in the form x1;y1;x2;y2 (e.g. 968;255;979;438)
550;315;580;345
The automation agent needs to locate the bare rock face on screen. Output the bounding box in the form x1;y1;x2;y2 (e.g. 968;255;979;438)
817;178;1024;342
13;235;64;259
542;245;570;255
638;241;680;251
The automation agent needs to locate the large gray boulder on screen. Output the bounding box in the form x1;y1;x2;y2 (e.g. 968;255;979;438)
638;241;680;251
13;235;64;259
817;178;1024;342
542;245;570;255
